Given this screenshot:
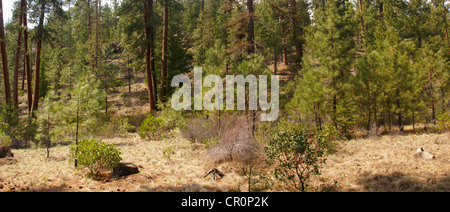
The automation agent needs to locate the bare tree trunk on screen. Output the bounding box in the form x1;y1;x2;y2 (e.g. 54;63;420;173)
75;98;80;168
143;0;156;111
161;0;168;101
0;0;11;107
46;113;50;158
247;0;255;54
201;0;204;11
32;2;47;113
21;56;25;91
273;47;277;75
94;0;99;69
13;0;25;110
127;54;131;93
396;90;403;132
387;97;392;133
290;0;302;65
443;0;449;47
23;0;32;114
358;0;365;43
378;1;383;18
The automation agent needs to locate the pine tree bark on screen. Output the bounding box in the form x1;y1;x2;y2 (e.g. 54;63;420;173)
23;0;32;113
161;0;168;101
0;0;11;107
32;2;46;113
93;0;99;69
13;0;25;110
443;0;449;47
290;0;303;65
143;0;156;111
247;0;255;54
358;0;365;43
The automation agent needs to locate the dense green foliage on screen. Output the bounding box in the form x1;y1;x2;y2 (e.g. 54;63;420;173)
69;138;122;176
0;0;446;161
138;113;165;139
266;127;326;191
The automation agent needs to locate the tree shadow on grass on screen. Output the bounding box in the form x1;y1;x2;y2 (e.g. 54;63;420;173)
138;183;229;192
356;171;450;192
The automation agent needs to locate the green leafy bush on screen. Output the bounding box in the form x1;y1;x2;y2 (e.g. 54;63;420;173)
162;145;176;162
101;116;135;137
437;112;450;132
138;114;165;140
0;130;11;147
266;128;326;192
316;123;340;154
69;138;122;176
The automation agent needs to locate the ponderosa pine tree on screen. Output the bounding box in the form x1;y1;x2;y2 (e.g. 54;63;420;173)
160;0;168;101
143;0;157;111
0;0;11;108
288;0;357;136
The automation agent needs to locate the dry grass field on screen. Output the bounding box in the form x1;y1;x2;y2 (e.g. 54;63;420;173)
314;132;449;192
1;72;448;192
1;130;448;192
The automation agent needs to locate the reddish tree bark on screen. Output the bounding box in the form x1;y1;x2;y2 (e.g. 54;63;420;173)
161;0;168;100
23;0;32;113
290;0;303;65
13;0;26;110
143;0;156;111
358;0;366;43
444;0;449;47
247;0;255;54
0;0;11;107
32;2;46;113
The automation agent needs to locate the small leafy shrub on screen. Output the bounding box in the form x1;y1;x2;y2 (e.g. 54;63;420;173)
158;104;185;130
162;145;176;162
266;128;326;192
69;138;122;176
0;130;11;147
102;116;135;137
437;112;450;132
316;123;340;154
138;113;165;140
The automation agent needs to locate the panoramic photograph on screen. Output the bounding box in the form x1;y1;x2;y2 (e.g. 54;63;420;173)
0;0;448;196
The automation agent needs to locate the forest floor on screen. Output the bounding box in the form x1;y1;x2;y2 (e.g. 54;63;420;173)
0;131;448;192
1;63;449;192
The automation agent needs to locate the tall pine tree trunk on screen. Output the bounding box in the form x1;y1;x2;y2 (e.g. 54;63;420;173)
32;2;46;113
290;0;303;65
273;47;278;75
93;0;99;69
247;0;255;54
396;89;403;132
0;0;11;107
247;0;256;137
161;0;168;101
443;0;449;47
358;0;365;43
143;0;156;111
13;0;25;110
23;0;32;113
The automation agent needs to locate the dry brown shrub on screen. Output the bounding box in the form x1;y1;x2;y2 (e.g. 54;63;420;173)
181;117;218;143
181;112;265;164
207;113;264;165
